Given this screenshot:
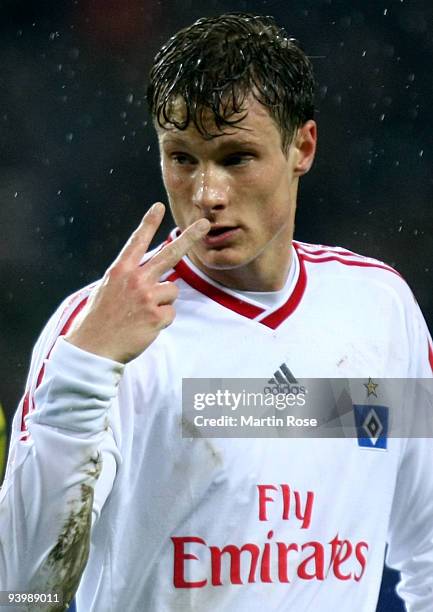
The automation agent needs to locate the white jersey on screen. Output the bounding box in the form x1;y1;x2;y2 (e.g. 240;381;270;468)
1;235;433;612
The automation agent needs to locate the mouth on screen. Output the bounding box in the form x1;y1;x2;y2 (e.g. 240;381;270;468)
203;225;240;247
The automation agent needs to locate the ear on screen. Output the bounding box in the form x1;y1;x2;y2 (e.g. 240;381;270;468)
292;120;317;176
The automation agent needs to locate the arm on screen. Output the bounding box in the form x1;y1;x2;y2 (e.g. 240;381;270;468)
0;333;123;606
0;204;209;608
385;298;433;611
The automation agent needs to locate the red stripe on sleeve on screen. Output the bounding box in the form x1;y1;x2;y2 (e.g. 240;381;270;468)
20;296;89;439
298;253;401;277
428;341;433;373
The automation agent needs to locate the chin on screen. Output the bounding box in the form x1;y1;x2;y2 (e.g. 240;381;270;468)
194;249;257;270
195;248;249;271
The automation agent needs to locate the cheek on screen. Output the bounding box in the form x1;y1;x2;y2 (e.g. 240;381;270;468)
161;159;188;192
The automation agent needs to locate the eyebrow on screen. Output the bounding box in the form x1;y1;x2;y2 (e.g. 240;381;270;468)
160;135;260;149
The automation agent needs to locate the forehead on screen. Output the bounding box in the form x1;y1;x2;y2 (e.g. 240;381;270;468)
156;96;282;149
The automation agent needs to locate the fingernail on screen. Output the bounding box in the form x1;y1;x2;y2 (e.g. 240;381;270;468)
151;202;164;214
196;219;210;232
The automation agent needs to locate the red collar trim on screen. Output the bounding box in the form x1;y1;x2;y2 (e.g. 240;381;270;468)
167;229;306;329
174;257;265;318
258;249;306;329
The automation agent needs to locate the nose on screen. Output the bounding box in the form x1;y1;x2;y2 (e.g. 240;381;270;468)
192;165;229;214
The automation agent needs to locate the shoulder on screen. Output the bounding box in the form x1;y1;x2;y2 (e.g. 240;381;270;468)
294;240;400;275
293;239;424;330
294;239;410;296
294;241;433;374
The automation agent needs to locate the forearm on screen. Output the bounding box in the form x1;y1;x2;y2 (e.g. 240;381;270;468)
386;436;433;611
0;338;123;606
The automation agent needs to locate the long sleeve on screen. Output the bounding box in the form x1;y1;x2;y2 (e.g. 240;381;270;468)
385;297;433;611
0;291;123;609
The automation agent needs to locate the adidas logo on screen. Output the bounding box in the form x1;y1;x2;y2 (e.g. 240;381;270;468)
265;363;305;395
268;363;297;386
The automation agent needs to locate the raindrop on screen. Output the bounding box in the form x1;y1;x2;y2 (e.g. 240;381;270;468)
147;145;151;152
66;133;74;142
109;168;114;174
126;93;134;104
69;48;80;60
407;73;415;82
362;50;367;57
120;111;127;119
69;216;74;223
379;114;385;121
49;31;60;41
413;229;418;236
57;190;62;195
17;30;23;37
14;192;18;198
398;225;402;232
383;8;388;15
419;150;424;157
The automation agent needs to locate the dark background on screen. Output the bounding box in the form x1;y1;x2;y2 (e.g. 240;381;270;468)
1;1;432;610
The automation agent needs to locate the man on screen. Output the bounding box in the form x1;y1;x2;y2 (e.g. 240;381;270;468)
1;12;433;612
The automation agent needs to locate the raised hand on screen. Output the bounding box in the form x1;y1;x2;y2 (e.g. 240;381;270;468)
65;203;210;363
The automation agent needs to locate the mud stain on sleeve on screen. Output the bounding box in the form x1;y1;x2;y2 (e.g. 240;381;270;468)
27;455;101;611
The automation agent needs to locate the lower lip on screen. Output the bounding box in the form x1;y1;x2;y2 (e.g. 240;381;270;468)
203;227;240;247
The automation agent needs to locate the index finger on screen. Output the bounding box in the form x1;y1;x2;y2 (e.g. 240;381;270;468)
111;202;166;268
146;218;210;278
